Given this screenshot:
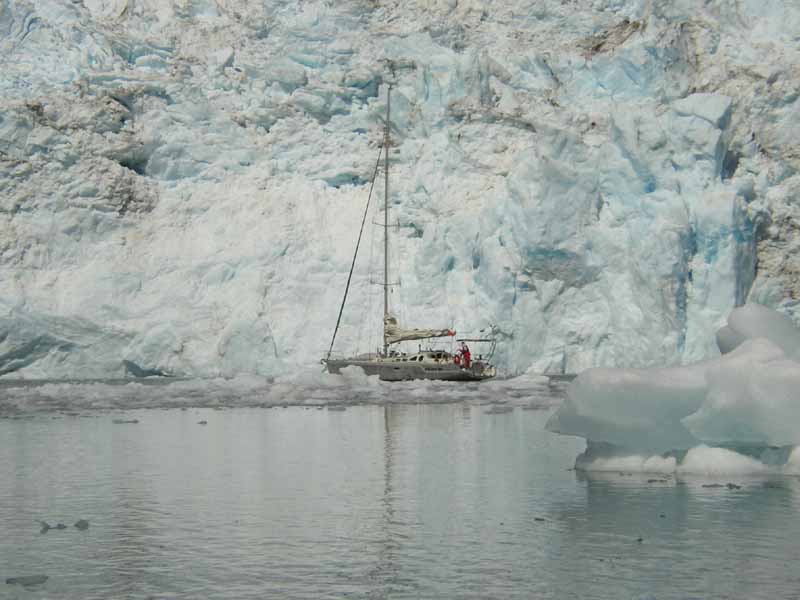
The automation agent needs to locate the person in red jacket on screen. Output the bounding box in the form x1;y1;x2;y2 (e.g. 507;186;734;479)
460;342;471;369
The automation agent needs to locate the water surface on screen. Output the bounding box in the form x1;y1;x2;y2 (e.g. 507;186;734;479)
2;398;799;599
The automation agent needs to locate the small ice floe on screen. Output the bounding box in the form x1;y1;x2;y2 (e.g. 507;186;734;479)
485;404;513;414
37;521;66;533
6;575;48;586
74;519;89;530
702;482;741;489
112;419;139;424
197;420;208;425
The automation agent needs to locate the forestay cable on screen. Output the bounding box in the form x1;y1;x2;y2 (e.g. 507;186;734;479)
326;146;384;360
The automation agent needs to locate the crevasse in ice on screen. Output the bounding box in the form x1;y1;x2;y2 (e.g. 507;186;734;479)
546;303;800;473
1;1;800;377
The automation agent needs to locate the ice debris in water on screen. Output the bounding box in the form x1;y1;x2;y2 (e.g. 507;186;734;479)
38;520;71;533
6;575;48;586
546;304;800;473
0;368;558;414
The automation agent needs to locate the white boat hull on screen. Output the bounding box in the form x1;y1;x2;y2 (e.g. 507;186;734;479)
324;358;496;382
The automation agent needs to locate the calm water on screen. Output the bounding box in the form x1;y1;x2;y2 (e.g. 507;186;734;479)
2;401;800;599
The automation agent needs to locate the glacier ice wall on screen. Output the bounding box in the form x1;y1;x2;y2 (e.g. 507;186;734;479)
1;0;800;377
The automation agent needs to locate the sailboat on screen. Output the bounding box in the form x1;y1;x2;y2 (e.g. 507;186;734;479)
322;86;497;382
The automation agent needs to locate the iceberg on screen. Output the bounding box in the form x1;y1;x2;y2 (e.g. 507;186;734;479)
546;304;800;473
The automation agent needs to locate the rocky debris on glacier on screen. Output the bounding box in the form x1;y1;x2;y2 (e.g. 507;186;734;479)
546;303;800;473
0;1;799;379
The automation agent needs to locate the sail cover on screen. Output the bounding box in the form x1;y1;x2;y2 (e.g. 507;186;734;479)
384;315;454;345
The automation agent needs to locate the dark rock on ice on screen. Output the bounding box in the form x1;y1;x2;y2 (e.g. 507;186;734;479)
726;483;741;490
74;519;89;530
197;420;207;425
54;523;67;529
534;517;546;522
112;419;139;424
702;483;725;488
6;575;48;586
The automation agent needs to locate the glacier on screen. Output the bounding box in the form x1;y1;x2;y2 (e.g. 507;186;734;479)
1;0;800;378
546;303;800;473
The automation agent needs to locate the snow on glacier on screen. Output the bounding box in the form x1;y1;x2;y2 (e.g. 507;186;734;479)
1;1;800;378
546;304;800;473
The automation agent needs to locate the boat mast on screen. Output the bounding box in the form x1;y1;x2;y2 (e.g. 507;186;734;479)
383;86;391;356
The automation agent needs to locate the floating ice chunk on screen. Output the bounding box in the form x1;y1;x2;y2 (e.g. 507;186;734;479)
575;441;785;476
547;304;800;470
574;443;677;473
683;338;800;446
717;303;800;360
715;325;747;355
485;404;514;414
545;360;711;453
677;445;768;476
784;447;800;475
6;575;48;586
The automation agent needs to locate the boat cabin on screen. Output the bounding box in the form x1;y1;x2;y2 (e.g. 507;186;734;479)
386;350;453;364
